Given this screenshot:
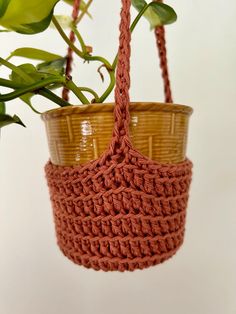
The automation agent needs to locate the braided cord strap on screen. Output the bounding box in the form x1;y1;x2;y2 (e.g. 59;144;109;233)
103;0;133;161
113;0;131;139
62;0;172;103
155;0;173;103
45;0;192;272
62;0;81;101
155;25;173;103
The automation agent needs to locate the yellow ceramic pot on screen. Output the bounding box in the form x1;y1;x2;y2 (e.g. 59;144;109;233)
41;102;193;166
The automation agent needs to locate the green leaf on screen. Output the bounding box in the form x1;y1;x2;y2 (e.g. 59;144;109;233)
63;0;92;19
50;15;73;29
20;93;41;114
9;64;47;113
7;61;65;110
9;48;62;62
149;2;177;26
10;63;48;85
0;113;25;128
0;0;60;34
18;11;54;34
132;0;177;29
0;56;33;82
0;0;10;18
36;58;66;76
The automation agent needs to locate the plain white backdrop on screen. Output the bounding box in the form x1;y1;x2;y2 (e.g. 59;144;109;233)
0;1;236;313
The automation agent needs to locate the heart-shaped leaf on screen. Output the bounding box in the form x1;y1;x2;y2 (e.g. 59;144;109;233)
132;0;177;29
0;0;60;34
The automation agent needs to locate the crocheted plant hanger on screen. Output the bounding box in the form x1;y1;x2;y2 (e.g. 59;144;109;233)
62;0;173;103
62;0;81;101
45;0;192;272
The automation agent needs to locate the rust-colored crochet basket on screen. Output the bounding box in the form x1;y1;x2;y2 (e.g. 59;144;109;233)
43;0;193;271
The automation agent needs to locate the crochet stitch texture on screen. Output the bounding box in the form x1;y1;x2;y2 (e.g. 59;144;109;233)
45;0;192;271
45;157;192;271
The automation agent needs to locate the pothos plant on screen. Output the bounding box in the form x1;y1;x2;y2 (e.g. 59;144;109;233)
0;0;177;129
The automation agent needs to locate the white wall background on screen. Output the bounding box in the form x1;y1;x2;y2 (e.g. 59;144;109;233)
0;1;236;313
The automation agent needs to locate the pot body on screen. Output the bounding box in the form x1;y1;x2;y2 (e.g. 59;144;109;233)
41;102;193;166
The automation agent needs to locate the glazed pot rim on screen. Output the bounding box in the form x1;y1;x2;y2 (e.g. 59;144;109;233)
41;102;193;121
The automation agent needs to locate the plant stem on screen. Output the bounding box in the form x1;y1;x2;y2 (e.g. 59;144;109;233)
131;3;152;32
79;87;99;102
76;0;94;24
0;78;71;107
52;16;84;58
71;25;87;54
0;78;22;89
54;16;113;69
0;57;34;83
111;55;118;71
98;71;115;103
72;26;113;69
65;80;89;104
39;89;71;107
85;55;112;69
52;3;155;104
0;77;89;105
53;15;115;103
0;77;66;102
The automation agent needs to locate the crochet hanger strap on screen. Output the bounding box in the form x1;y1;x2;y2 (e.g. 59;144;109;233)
64;0;173;103
64;0;173;104
63;0;173;152
112;0;174;150
155;0;173;103
62;0;81;101
112;0;132;146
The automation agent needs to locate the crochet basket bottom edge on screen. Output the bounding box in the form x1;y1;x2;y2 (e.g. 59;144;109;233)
55;228;185;272
45;158;192;272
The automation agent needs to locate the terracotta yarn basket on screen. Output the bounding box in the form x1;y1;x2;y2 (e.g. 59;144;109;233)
43;0;193;271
